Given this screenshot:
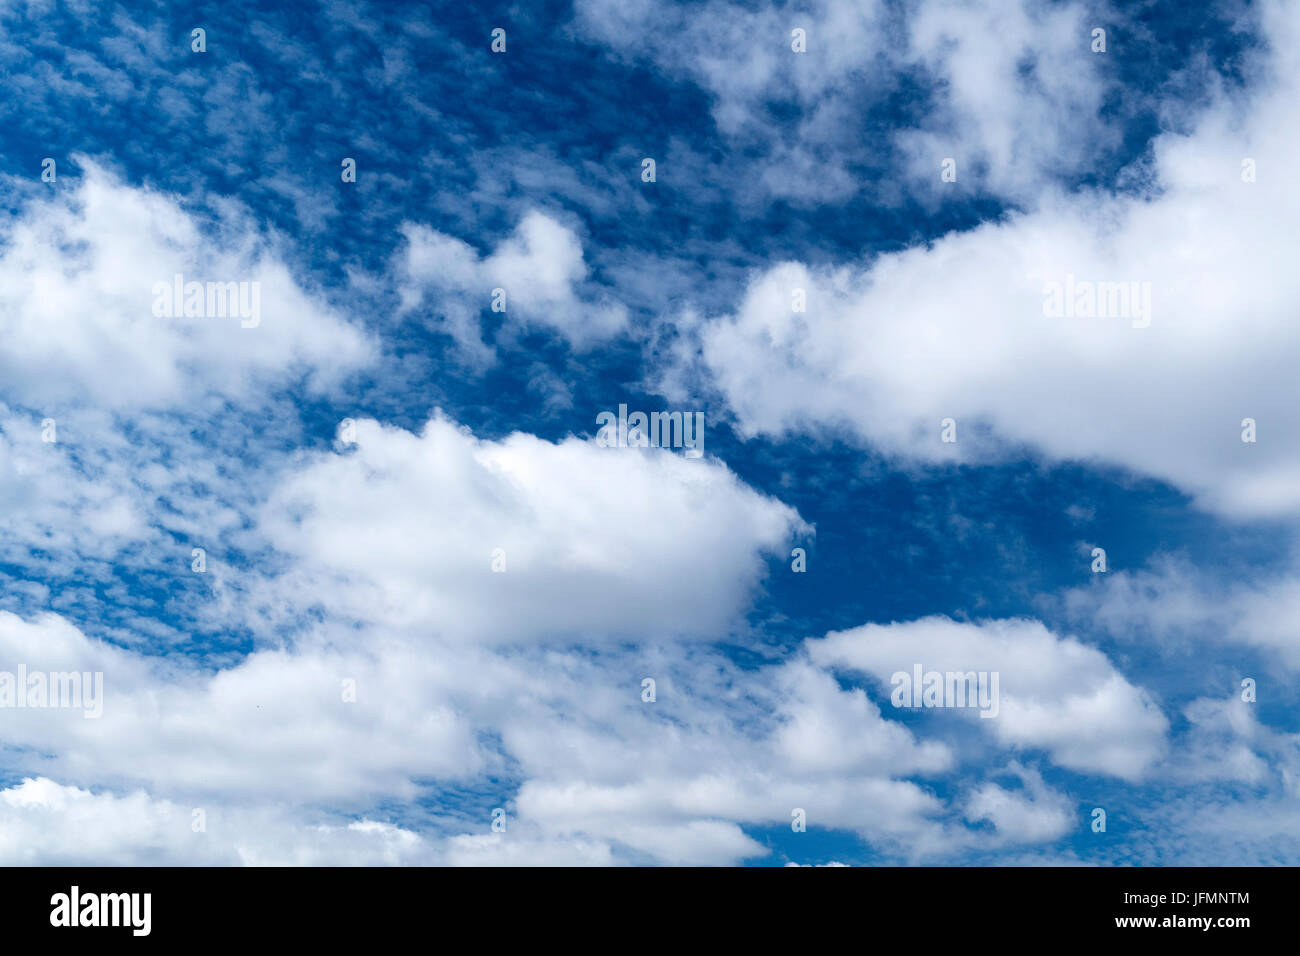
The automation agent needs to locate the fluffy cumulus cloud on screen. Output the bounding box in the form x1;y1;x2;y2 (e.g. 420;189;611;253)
0;158;375;411
0;604;968;864
0;592;1170;863
0;777;440;866
0;418;987;864
505;652;961;863
257;414;805;642
0;610;478;803
665;0;1300;518
808;616;1169;780
964;763;1074;844
396;211;628;363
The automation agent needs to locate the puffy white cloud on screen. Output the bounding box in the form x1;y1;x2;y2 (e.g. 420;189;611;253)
772;660;952;775
964;763;1073;844
0;409;894;865
0;777;437;866
257;414;807;642
663;0;1300;518
0;586;1191;862
0;158;375;411
0;611;483;803
808;616;1169;780
396;210;627;362
0;598;974;864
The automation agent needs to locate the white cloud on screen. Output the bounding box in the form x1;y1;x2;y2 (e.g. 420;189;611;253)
0;601;973;864
0;411;905;866
808;615;1169;779
0;158;375;411
576;0;1118;201
438;831;617;867
1126;782;1300;865
898;0;1114;201
257;414;806;642
0;777;437;866
964;763;1073;844
662;0;1300;518
1062;556;1300;673
1;0;1292;872
0;610;483;803
773;660;952;775
1168;696;1278;787
396;210;627;362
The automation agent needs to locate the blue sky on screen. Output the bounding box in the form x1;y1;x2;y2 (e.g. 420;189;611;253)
0;0;1297;865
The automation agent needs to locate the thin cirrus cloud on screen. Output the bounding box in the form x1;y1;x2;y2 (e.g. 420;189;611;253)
575;0;1119;202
